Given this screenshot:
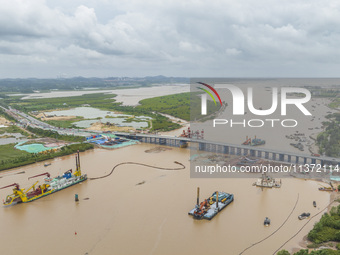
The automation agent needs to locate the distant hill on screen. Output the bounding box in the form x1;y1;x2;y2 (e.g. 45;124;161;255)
0;76;189;93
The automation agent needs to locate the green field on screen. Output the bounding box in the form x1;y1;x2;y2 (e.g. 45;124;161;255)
0;125;31;137
138;92;222;121
45;116;84;129
0;143;94;171
0;143;31;162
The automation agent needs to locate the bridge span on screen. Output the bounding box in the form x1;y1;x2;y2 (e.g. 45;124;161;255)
115;132;340;167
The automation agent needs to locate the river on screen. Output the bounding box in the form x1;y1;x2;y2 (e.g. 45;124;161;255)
16;84;189;106
0;144;331;255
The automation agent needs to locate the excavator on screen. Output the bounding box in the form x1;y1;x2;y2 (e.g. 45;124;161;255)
193;199;210;218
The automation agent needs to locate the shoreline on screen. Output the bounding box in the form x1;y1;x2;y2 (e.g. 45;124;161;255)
293;182;340;254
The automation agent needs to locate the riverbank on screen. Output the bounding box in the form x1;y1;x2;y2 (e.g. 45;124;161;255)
292;187;340;254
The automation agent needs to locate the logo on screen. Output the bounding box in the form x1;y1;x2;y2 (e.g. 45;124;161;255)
197;82;222;115
197;82;312;128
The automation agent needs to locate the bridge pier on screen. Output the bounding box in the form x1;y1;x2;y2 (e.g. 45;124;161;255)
272;153;276;160
199;143;205;151
279;154;284;162
237;148;241;156
265;152;269;159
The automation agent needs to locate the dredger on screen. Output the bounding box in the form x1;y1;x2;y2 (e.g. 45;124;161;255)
0;150;87;206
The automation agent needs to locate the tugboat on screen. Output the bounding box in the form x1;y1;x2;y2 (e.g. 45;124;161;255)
298;213;311;220
264;217;271;226
251;136;265;146
0;150;87;206
44;163;51;167
188;188;234;220
253;173;281;188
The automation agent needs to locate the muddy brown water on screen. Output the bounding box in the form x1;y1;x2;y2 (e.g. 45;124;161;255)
0;144;330;255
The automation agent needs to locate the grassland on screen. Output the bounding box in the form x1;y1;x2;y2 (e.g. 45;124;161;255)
0;143;31;162
26;126;85;142
278;249;340;254
0;125;31;137
45;116;84;129
0;143;94;171
317;113;340;157
137;92;222;121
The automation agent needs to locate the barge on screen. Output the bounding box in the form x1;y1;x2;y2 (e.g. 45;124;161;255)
188;188;234;220
0;151;87;206
253;173;281;188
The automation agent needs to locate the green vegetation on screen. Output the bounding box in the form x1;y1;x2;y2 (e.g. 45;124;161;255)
26;126;85;142
278;249;340;254
278;250;291;255
0;143;94;171
308;205;340;244
0;107;16;122
7;93;182;131
0;125;30;137
151;115;180;131
138;92;221;121
45;117;84;129
0;143;31;162
317;114;340;157
277;205;340;255
329;99;340;109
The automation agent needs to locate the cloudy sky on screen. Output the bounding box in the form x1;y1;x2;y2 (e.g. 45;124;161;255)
1;0;340;78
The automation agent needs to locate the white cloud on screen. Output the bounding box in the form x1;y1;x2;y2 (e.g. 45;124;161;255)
0;0;340;77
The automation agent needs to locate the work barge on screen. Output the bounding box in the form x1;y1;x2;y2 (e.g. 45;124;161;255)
188;187;234;220
0;151;87;206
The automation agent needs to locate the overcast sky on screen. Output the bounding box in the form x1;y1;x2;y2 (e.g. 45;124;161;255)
1;0;340;78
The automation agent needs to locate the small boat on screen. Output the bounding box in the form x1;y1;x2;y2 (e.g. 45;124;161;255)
318;187;333;192
298;212;310;220
44;163;51;167
264;217;271;226
313;201;316;207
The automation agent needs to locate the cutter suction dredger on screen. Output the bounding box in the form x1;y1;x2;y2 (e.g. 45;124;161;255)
0;150;87;206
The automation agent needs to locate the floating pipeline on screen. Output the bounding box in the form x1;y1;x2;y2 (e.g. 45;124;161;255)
89;161;185;180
